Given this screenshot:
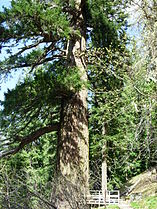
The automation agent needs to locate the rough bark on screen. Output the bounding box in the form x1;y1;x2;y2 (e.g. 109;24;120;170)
56;0;89;207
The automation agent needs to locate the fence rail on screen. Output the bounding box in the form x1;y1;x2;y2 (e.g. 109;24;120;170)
86;190;120;207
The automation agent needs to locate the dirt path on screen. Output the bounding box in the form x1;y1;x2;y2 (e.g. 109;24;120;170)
119;199;133;209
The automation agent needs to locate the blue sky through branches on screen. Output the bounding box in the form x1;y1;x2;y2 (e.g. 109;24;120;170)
0;0;11;9
0;0;140;101
0;0;23;101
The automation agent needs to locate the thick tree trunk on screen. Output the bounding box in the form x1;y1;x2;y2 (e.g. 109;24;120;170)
56;1;89;208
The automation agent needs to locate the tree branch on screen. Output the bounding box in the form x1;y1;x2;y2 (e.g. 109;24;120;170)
28;190;57;209
1;54;65;72
11;39;44;57
0;123;59;159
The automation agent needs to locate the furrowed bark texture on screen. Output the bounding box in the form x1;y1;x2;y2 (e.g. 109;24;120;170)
57;1;89;206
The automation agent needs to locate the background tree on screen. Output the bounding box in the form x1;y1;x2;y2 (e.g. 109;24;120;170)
89;0;156;189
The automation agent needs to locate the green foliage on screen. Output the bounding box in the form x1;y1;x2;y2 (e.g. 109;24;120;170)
87;0;128;48
107;206;120;209
88;45;132;188
89;40;156;189
0;63;83;141
87;0;157;190
0;132;56;208
131;196;157;209
0;0;156;207
0;0;70;40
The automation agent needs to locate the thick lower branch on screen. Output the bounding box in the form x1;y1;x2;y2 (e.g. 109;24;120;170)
0;123;59;159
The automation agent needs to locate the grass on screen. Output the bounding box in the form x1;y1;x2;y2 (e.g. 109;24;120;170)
94;205;120;209
106;205;120;209
131;196;157;209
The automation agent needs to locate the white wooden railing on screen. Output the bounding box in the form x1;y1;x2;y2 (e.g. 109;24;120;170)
86;190;120;207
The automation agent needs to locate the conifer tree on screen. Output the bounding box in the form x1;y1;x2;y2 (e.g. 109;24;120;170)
89;0;157;189
0;0;129;207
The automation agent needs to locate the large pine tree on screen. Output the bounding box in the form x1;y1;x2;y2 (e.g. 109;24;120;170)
0;0;128;207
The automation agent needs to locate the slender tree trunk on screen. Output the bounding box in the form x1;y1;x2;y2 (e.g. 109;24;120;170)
102;122;107;207
56;1;89;207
